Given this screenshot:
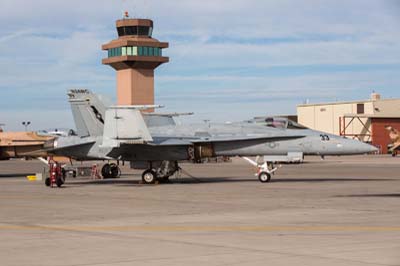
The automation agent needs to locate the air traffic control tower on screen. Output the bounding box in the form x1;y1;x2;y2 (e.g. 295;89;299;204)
102;13;169;108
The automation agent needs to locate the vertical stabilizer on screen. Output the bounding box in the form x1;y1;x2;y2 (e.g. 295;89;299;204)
101;106;153;147
67;89;109;137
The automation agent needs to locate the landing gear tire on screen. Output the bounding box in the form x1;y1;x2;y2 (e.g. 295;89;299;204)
258;172;271;183
109;163;121;178
102;163;121;179
101;164;111;179
142;170;157;184
45;177;51;187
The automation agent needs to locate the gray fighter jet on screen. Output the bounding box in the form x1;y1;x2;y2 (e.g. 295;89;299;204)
50;90;377;184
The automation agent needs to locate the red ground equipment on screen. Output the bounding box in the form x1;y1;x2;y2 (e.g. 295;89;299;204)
45;157;65;187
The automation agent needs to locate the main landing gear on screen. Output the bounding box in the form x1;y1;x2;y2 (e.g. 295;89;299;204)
242;156;279;183
141;161;180;184
101;163;121;179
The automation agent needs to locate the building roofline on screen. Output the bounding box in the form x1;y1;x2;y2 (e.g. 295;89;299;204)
297;98;400;107
341;113;400;119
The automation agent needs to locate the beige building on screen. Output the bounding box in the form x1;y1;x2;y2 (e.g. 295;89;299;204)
297;93;400;153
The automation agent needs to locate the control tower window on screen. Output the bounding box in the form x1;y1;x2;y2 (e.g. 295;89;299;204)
108;46;162;57
125;26;137;35
138;26;151;36
117;26;152;37
117;26;138;36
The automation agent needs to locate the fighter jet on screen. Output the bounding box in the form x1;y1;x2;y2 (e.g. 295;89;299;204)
48;90;377;184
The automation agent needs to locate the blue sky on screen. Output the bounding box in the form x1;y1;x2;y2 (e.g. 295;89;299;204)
1;0;400;130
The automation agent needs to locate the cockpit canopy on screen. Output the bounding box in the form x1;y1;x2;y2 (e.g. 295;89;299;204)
37;128;77;137
250;117;308;130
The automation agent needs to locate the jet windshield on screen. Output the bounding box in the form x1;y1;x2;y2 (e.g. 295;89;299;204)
253;117;308;130
286;120;308;130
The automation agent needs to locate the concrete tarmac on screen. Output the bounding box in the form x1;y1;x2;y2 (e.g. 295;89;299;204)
0;155;399;266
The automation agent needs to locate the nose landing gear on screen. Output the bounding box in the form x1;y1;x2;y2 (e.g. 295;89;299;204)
242;156;279;183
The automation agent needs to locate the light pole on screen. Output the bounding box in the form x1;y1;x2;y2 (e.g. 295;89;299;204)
22;121;31;132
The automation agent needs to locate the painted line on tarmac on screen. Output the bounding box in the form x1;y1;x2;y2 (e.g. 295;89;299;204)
1;225;400;232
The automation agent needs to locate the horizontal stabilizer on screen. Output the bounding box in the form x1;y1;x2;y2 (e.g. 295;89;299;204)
145;112;194;117
51;140;96;151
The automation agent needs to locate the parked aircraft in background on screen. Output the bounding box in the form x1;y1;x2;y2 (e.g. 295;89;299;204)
0;130;54;160
38;128;77;137
46;90;377;185
385;125;400;156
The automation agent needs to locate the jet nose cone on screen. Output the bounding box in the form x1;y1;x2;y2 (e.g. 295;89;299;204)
359;142;378;154
343;138;378;155
368;144;379;153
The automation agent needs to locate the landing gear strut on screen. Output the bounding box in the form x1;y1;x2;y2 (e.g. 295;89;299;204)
101;163;121;179
141;161;179;184
242;156;279;183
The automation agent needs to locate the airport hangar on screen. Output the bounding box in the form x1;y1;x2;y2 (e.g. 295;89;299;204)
297;93;400;154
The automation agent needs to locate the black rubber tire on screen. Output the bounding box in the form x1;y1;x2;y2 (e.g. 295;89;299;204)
56;176;65;187
142;170;157;184
101;164;111;179
45;177;51;187
258;172;271;183
109;163;121;178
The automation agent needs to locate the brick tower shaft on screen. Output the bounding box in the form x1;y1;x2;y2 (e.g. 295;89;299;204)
116;68;154;105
